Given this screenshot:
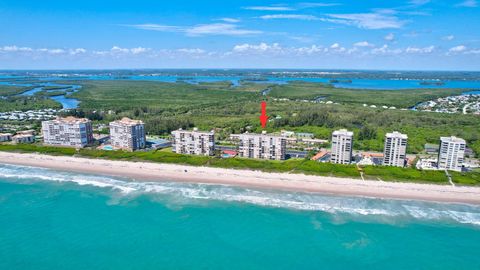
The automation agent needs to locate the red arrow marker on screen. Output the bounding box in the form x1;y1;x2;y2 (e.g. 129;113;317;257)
259;101;269;128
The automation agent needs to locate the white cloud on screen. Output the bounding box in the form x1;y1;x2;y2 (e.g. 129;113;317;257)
330;43;340;49
384;33;395;41
176;48;206;54
466;49;480;54
69;48;87;55
0;45;33;52
371;44;403;55
442;35;455;41
126;24;181;32
409;0;431;5
2;43;478;64
243;6;294;11
130;47;150;54
218;18;240;23
259;14;319;20
324;13;406;29
186;23;261;36
232;43;283;54
449;45;467;53
405;46;435;53
111;46;130;53
456;0;478;7
354;41;374;47
298;2;341;8
126;23;261;37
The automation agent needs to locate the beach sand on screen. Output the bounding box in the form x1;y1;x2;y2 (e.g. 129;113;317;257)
1;151;480;204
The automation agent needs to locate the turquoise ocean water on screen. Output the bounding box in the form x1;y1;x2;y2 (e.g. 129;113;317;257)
1;163;479;269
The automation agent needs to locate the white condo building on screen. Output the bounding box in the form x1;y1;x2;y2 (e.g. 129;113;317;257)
41;117;93;148
330;129;353;164
437;136;466;172
235;131;286;160
383;131;408;167
109;117;146;151
171;128;215;156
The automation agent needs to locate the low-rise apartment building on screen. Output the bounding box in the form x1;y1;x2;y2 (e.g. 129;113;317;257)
12;131;35;144
0;133;12;142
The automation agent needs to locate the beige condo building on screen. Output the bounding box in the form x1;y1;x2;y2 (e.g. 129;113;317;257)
171;128;215;156
383;131;408;167
330;129;353;164
109;117;146;151
235;131;287;160
41;117;93;148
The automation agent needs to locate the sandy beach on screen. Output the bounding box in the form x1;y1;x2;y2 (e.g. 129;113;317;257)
1;151;480;204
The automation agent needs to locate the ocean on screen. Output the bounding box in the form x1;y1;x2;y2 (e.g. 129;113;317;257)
1;163;479;269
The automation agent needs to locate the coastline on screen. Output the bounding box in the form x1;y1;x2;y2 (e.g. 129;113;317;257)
1;151;480;205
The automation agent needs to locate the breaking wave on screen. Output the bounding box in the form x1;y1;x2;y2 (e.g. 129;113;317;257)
1;164;480;227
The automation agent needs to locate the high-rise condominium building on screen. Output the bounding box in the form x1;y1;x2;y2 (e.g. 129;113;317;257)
171;128;215;156
330;129;353;164
235;131;287;160
109;117;146;151
41;117;93;148
437;136;466;172
383;131;408;167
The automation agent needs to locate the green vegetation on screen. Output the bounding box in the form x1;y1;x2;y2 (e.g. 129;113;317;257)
2;79;479;155
42;86;69;91
268;81;467;108
35;90;67;97
0;85;33;96
1;143;479;185
0;96;62;112
44;80;478;155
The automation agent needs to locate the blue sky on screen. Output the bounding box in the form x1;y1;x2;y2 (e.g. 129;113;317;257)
0;0;479;70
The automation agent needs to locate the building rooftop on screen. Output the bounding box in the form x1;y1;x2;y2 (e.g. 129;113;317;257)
386;131;408;139
46;116;91;124
440;136;466;143
173;128;214;134
235;131;285;138
13;133;35;138
311;150;328;161
332;129;353;136
111;117;144;126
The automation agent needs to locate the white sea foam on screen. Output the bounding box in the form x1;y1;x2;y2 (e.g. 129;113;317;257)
1;163;480;226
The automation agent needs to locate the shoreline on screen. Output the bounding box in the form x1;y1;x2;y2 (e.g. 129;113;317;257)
1;151;480;205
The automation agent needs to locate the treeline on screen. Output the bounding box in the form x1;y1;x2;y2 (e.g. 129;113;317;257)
144;117;194;135
59;109;104;121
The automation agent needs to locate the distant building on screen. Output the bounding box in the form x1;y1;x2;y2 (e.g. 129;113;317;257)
236;131;286;160
42;117;93;148
296;132;314;139
437;136;466;172
416;158;438;170
424;143;439;155
311;150;329;162
359;152;384;166
280;130;295;137
12;130;35;144
0;133;12;142
383;131;408;167
171;128;215;156
109;117;146;151
330;129;353;164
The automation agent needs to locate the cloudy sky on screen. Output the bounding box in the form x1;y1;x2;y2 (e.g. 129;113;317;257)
1;0;479;70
